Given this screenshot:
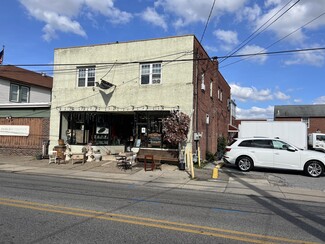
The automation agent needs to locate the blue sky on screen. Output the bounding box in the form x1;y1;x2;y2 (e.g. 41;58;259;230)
1;0;325;119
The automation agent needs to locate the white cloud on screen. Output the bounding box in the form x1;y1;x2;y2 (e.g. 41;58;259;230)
314;96;325;104
155;0;247;28
85;0;132;24
274;91;290;100
237;45;267;64
230;83;273;102
284;49;325;67
236;4;261;22
236;106;274;119
19;0;132;41
254;0;325;43
140;7;168;31
294;99;302;103
230;83;291;102
213;29;239;51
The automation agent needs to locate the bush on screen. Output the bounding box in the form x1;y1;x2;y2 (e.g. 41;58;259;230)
216;136;227;160
206;151;216;162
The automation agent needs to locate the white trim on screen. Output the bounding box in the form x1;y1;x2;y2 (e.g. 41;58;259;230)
0;102;51;108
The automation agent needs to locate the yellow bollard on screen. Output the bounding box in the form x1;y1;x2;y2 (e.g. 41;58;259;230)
190;151;195;179
212;167;219;179
197;145;201;168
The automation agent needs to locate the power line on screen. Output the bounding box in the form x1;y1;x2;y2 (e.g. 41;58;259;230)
3;47;324;70
219;0;300;64
200;0;216;43
219;11;325;69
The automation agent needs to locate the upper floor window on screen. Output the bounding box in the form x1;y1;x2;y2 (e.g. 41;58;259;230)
10;84;30;103
77;66;95;87
218;87;223;101
210;80;213;97
140;63;161;84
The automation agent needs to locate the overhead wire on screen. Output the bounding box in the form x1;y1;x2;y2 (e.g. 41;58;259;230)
200;0;216;43
219;0;301;64
219;10;325;69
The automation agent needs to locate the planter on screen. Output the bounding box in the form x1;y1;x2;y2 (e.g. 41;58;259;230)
94;153;102;162
35;154;43;160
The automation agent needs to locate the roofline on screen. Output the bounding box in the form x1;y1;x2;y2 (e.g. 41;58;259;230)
54;34;196;51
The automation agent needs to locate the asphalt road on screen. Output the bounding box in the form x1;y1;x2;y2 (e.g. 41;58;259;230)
0;172;324;243
221;164;325;191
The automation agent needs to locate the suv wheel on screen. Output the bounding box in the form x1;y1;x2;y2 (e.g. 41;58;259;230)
237;156;253;172
304;160;324;177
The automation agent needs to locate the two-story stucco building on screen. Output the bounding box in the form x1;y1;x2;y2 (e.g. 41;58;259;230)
50;35;230;159
0;65;53;156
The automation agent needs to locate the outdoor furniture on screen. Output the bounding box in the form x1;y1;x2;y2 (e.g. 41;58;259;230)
136;148;179;165
48;151;57;164
144;155;155;171
70;153;86;164
116;153;135;171
154;156;162;170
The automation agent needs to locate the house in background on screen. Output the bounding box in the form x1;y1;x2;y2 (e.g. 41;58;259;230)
274;104;325;134
0;65;53;156
50;35;231;159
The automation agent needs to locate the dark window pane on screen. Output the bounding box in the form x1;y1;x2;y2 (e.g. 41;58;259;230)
141;75;149;84
238;140;253;147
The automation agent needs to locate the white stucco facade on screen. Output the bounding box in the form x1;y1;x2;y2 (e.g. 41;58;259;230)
50;35;196;151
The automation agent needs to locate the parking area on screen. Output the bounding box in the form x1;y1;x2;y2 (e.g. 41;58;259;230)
221;163;325;191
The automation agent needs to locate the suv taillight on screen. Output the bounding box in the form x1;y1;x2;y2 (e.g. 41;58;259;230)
225;147;231;152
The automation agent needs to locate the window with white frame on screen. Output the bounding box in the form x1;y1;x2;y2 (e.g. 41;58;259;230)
140;63;161;84
10;84;30;103
210;80;213;97
301;117;310;128
77;66;95;87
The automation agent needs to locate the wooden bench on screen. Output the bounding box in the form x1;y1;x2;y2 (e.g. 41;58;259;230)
136;148;179;165
70;153;86;164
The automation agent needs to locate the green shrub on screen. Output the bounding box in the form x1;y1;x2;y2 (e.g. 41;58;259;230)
206;151;215;162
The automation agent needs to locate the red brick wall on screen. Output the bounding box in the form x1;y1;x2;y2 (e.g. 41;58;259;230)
193;38;230;158
0;118;50;156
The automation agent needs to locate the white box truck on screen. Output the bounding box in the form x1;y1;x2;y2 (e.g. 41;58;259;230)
308;133;325;152
238;121;308;149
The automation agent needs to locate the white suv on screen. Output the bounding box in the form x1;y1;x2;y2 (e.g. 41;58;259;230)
223;137;325;177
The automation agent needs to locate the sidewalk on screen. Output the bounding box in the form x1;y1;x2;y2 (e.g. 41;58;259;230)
0;155;324;203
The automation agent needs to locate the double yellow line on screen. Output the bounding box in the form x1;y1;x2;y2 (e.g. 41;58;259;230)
0;197;318;244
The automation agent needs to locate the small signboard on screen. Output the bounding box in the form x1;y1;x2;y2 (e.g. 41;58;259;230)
0;125;30;136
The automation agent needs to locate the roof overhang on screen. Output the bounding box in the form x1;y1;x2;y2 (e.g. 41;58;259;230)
228;124;238;132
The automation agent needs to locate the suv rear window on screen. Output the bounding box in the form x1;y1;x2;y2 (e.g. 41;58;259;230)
238;140;253;147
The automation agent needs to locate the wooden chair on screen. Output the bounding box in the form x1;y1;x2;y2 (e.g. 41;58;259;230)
48;151;57;164
154;156;162;170
144;155;154;171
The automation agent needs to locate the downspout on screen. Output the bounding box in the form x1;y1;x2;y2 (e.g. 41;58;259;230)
195;48;199;153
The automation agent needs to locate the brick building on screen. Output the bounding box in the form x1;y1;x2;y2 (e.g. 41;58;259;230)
50;35;230;159
274;105;325;134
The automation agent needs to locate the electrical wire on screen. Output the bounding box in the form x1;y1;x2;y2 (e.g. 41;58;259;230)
200;0;216;44
219;0;300;64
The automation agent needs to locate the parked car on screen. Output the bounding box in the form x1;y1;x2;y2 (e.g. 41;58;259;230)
223;137;325;177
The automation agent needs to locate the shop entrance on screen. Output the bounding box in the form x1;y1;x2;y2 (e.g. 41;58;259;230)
60;112;134;147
